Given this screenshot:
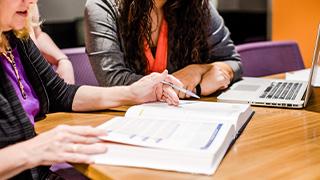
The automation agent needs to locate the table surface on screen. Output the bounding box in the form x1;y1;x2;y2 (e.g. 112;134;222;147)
35;75;320;179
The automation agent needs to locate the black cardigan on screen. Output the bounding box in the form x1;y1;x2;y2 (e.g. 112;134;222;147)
0;33;80;179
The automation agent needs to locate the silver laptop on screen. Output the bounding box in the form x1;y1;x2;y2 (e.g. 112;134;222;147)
217;25;320;108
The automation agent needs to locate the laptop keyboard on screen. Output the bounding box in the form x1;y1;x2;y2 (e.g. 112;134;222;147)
259;82;303;100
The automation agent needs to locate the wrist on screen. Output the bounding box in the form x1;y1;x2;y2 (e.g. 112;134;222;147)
104;86;137;107
126;82;151;105
0;142;38;179
196;83;202;96
21;139;42;168
12;141;40;169
57;57;73;67
57;57;70;62
125;85;139;105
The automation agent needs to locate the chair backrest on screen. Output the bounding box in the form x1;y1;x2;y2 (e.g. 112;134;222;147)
61;47;98;86
236;41;305;77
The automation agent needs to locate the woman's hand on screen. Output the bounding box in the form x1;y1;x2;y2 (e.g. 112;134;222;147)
0;125;107;179
172;64;210;98
56;59;75;84
160;74;183;104
200;63;233;96
22;125;107;167
129;70;180;106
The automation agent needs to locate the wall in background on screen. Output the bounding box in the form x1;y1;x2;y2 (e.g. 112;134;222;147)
38;0;266;22
218;0;268;45
38;0;86;22
218;0;266;12
37;0;86;48
272;0;320;67
37;0;268;48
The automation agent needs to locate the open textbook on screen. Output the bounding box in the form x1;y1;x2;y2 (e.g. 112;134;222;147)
92;101;254;175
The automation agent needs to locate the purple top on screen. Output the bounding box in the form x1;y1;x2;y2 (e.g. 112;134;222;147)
0;47;40;124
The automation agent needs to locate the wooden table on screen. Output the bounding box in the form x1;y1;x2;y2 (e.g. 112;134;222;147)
35;83;320;179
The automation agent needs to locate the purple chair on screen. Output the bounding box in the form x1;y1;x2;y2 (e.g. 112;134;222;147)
236;41;305;77
61;47;98;86
50;163;88;180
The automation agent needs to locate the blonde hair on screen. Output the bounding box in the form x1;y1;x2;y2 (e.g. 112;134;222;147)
29;4;43;27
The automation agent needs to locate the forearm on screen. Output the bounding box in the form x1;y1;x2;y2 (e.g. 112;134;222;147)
173;64;212;79
192;63;234;80
36;32;67;65
0;143;36;179
72;86;136;111
195;64;213;76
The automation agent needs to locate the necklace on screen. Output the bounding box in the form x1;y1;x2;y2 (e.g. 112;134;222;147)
1;49;27;99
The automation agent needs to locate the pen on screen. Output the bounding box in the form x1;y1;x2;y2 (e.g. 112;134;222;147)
161;80;200;99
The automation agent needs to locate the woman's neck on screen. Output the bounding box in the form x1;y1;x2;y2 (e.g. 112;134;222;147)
152;0;165;28
154;0;166;9
149;0;167;46
150;8;164;47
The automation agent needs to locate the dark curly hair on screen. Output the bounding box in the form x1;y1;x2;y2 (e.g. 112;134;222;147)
117;0;210;75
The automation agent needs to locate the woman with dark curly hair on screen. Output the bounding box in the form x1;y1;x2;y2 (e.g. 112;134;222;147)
85;0;242;98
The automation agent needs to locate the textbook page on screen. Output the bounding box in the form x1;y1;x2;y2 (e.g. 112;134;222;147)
98;116;234;152
125;100;252;132
94;119;234;175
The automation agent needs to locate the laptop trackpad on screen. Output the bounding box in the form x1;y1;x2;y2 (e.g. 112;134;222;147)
234;85;260;91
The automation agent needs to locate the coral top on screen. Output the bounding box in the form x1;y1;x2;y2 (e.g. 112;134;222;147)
145;18;168;73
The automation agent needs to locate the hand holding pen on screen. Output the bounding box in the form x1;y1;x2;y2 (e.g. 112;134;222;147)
161;80;200;99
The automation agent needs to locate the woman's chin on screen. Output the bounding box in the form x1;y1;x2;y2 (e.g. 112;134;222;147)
12;25;26;31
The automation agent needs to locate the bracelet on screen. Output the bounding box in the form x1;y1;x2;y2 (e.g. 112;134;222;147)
196;84;201;96
57;57;70;61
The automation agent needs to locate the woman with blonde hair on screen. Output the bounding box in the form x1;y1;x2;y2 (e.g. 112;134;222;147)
0;0;179;179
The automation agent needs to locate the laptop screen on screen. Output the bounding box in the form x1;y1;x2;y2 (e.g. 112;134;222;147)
303;24;320;107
